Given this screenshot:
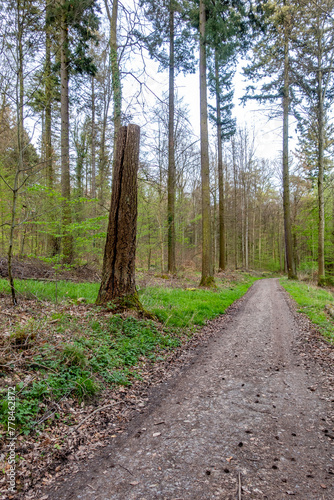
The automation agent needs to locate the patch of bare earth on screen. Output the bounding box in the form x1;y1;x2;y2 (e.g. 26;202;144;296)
28;278;333;500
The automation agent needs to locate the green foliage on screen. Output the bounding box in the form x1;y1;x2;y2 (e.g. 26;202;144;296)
47;0;101;76
280;278;334;342
0;274;257;434
61;344;88;367
0;278;100;303
0;313;181;434
140;275;257;328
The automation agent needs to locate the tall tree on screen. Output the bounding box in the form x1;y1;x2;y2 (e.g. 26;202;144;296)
292;0;334;284
47;0;100;263
199;0;214;286
208;44;236;271
243;0;297;278
140;0;195;273
104;0;121;157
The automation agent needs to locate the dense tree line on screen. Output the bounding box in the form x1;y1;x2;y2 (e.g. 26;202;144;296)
1;0;334;291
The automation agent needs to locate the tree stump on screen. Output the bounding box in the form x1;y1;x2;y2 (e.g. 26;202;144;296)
96;124;141;308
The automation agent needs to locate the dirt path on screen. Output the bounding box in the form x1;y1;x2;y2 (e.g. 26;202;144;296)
49;279;333;499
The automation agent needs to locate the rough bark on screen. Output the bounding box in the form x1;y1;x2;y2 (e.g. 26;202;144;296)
104;0;121;156
232;138;238;269
60;0;73;263
96;125;141;306
215;51;225;271
8;1;25;306
282;2;296;280
91;76;96;199
45;9;59;256
167;5;176;274
199;0;214;287
317;40;325;285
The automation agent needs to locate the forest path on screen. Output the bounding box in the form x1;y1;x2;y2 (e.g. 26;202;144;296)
50;279;333;499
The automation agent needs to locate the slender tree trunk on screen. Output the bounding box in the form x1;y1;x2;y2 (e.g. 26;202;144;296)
91;76;96;199
99;102;109;204
232;138;238;269
96;125;141;306
45;9;59;256
8;0;25;305
199;0;214;286
104;0;121;158
282;6;296;279
317;39;325;285
60;0;73;263
167;4;176;274
215;51;225;271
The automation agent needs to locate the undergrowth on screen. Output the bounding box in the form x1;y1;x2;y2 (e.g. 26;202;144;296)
280;278;334;342
0;272;257;436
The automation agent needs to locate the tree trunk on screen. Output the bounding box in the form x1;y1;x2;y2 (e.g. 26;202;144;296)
199;0;214;287
8;1;26;305
215;51;225;271
317;41;325;285
167;4;176;274
45;9;59;256
91;76;96;199
282;6;296;279
96;125;141;307
60;0;73;263
104;0;121;157
232;138;238;269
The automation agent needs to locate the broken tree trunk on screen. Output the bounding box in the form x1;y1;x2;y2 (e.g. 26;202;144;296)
96;124;141;309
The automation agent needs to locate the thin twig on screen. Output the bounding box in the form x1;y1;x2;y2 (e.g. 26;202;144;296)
238;472;242;500
70;402;120;433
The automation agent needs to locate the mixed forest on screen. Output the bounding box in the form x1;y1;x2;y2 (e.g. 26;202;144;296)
1;0;334;291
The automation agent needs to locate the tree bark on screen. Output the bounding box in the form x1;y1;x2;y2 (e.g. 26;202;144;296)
317;35;325;285
45;7;59;256
232;137;238;269
199;0;214;287
104;0;121;157
96;125;141;306
282;2;296;280
215;50;225;271
167;4;176;274
60;0;73;263
91;76;96;199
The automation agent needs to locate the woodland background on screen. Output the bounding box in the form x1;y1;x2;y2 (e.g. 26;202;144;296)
0;0;333;286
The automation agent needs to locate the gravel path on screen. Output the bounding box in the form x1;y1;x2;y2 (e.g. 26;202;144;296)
50;279;333;499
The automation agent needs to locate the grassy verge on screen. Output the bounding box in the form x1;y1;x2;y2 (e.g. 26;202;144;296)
280;278;334;343
140;276;258;328
0;273;257;436
0;278;100;303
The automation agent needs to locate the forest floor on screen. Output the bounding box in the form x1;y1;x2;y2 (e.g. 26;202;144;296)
30;278;333;500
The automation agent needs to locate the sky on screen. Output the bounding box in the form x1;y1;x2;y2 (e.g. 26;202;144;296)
176;64;288;162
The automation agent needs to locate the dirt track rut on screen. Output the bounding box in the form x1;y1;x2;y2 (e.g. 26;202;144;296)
51;278;333;499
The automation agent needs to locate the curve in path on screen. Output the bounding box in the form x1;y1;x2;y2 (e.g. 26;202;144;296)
52;279;333;499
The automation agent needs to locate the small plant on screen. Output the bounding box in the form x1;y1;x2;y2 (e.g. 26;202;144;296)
10;319;39;348
74;376;100;401
280;278;334;342
61;344;88;368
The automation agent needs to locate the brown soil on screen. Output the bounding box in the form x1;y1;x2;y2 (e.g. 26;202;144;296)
0;257;100;283
38;278;333;500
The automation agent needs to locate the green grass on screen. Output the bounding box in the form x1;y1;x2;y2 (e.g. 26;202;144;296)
1;315;180;434
280;278;334;342
0;278;99;302
140;277;258;328
0;273;258;435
